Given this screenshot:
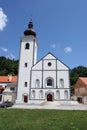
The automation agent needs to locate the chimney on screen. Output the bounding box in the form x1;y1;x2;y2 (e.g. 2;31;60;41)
8;74;12;82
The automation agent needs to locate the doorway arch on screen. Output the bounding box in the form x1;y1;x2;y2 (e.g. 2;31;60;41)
47;93;53;101
23;94;28;103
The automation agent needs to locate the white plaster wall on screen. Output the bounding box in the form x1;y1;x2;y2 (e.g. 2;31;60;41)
57;71;69;88
32;60;42;70
30;89;70;100
31;71;42;88
57;60;69;70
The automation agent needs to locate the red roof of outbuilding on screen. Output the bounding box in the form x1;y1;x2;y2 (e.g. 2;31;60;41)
74;77;87;89
0;76;17;83
79;77;87;85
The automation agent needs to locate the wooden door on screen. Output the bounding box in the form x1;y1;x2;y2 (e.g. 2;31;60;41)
47;94;52;101
24;95;28;103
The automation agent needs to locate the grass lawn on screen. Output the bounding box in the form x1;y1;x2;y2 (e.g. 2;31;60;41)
0;109;87;130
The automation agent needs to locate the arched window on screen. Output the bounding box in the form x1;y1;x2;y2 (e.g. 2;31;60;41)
39;90;43;98
46;78;54;87
59;78;64;88
56;90;60;100
47;79;52;86
64;90;68;99
32;90;35;98
35;79;40;88
25;43;30;49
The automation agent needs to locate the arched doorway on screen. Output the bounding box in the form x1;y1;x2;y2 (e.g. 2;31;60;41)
24;95;28;103
47;94;53;101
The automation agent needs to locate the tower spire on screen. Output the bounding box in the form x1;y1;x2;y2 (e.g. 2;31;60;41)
24;18;36;37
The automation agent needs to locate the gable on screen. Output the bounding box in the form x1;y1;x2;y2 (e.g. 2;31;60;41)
32;60;42;70
43;53;56;60
32;52;69;71
57;60;69;70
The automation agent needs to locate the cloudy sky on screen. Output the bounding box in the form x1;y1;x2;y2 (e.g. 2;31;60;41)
0;0;87;68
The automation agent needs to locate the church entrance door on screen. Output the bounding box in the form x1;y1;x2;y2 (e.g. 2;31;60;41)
24;95;28;103
47;94;53;101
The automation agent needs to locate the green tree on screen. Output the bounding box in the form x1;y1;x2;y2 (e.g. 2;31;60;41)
0;56;18;76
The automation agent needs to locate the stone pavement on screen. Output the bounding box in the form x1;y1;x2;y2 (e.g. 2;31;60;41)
11;101;87;110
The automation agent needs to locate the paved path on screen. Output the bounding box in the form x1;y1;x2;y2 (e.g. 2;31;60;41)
12;102;87;110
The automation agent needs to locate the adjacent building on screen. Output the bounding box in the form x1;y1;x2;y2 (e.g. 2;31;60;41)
0;75;17;102
74;77;87;96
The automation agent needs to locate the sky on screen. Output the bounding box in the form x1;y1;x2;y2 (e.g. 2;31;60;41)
0;0;87;69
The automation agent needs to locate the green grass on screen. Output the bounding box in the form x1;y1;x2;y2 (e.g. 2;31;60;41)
0;109;87;130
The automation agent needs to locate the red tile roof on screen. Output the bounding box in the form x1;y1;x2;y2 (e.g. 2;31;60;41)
79;77;87;85
0;76;17;83
74;77;87;89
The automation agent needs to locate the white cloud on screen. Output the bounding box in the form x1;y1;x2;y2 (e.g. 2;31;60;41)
64;46;72;53
0;8;8;31
10;53;15;59
1;47;8;52
50;44;56;49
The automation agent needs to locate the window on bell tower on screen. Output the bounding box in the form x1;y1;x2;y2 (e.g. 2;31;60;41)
25;63;28;67
24;82;27;87
25;43;30;49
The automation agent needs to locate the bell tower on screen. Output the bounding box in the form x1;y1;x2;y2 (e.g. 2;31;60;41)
16;19;38;103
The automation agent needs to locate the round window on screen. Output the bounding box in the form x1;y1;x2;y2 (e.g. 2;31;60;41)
48;62;52;67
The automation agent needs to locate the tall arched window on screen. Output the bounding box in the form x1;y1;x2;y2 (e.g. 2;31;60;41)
25;43;30;49
56;90;60;100
46;78;54;87
64;90;68;99
35;79;40;88
59;78;64;88
39;90;43;98
32;90;35;98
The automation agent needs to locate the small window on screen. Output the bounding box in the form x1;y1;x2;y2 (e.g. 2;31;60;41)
25;43;30;49
24;82;27;87
35;79;40;88
48;62;52;67
25;63;28;67
10;87;15;91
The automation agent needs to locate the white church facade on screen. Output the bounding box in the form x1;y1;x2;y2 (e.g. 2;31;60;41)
16;20;70;104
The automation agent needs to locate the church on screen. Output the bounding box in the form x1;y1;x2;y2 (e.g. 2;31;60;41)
16;19;70;104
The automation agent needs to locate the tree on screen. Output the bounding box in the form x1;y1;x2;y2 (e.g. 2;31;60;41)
0;56;18;76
